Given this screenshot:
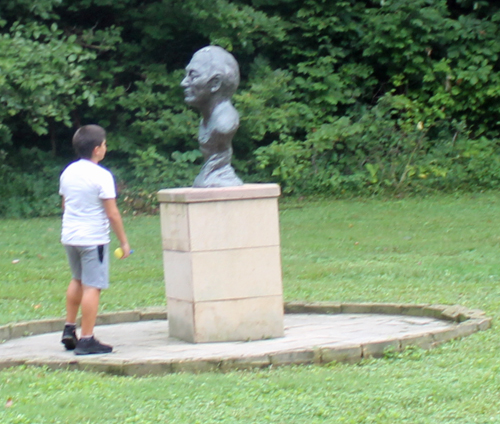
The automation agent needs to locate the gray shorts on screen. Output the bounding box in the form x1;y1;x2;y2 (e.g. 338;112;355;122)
64;244;110;289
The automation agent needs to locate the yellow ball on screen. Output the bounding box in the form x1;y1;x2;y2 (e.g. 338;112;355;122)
114;247;124;259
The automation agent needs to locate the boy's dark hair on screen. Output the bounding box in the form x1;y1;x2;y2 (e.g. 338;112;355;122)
72;125;106;159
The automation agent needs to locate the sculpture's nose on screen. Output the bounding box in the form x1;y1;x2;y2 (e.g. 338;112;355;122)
180;77;189;88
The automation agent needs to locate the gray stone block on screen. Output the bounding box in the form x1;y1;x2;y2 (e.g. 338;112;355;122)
0;325;11;342
431;328;456;344
140;308;168;321
25;359;78;372
465;308;486;317
122;361;173;376
283;301;308;313
368;303;403;315
399;304;430;317
400;333;434;350
477;318;492;331
455;322;479;337
421;305;448;319
320;345;362;364
27;319;65;336
10;323;31;339
285;302;341;314
362;339;400;358
0;359;25;371
310;302;342;314
441;305;467;321
96;311;141;325
77;360;123;375
219;355;271;371
270;349;318;366
340;303;372;314
431;324;479;344
171;360;220;373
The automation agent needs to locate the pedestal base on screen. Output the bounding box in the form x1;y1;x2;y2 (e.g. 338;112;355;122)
158;184;284;343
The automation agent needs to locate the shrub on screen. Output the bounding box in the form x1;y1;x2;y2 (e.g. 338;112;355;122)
115;146;202;215
0;148;62;218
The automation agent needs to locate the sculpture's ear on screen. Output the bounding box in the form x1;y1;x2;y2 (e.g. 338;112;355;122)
209;74;222;93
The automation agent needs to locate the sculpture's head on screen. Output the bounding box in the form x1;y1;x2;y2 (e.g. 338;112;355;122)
181;46;240;108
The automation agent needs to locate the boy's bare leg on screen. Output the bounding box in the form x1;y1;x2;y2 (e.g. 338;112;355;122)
80;286;101;337
74;285;112;354
65;278;83;323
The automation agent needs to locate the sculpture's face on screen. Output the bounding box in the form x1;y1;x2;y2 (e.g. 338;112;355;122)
181;53;216;108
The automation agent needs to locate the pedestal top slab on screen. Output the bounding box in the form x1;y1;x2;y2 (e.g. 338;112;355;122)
158;184;280;203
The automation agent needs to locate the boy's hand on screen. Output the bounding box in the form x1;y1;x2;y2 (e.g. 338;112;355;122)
103;198;130;259
119;243;131;259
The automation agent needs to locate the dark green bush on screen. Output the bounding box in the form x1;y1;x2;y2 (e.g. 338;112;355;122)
0;148;62;218
114;147;202;215
1;0;500;216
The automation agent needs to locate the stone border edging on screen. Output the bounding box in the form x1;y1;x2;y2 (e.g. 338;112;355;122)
0;302;491;376
0;307;168;343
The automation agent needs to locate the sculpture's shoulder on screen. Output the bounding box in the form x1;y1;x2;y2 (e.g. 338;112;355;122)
210;101;239;135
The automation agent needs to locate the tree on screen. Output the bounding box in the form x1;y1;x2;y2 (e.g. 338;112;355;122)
2;0;500;217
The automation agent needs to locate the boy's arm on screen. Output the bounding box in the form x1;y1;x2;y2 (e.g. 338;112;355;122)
102;198;131;258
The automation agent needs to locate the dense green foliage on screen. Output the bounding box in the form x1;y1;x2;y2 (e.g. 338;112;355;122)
1;0;500;216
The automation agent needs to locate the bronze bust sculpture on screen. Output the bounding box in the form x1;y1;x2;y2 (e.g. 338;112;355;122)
181;46;243;188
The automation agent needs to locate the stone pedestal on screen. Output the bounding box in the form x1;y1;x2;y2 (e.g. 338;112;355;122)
158;184;284;343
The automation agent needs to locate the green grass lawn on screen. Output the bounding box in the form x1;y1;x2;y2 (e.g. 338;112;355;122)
1;193;500;423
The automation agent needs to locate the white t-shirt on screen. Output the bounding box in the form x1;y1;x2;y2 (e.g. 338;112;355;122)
59;159;116;246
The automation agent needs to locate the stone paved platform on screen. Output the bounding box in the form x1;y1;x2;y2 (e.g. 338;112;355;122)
0;303;491;376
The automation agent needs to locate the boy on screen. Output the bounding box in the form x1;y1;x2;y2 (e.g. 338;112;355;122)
59;125;130;355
